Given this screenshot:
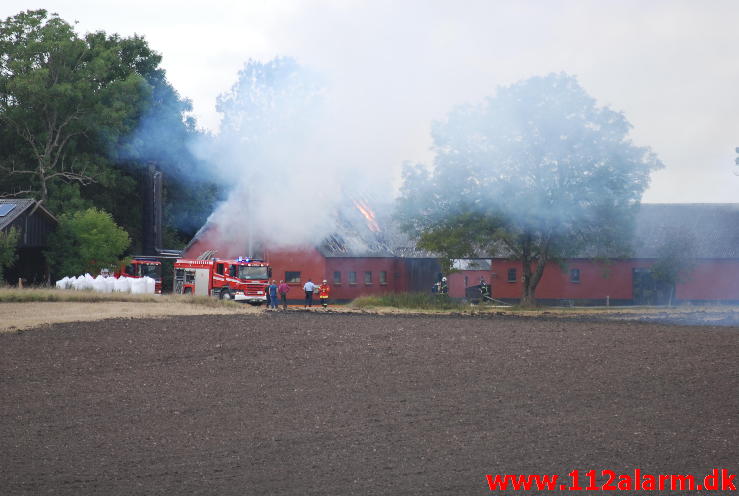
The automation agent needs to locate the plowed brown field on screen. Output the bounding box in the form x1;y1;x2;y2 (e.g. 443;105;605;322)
1;312;736;495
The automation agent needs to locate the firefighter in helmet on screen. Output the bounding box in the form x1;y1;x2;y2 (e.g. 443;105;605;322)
480;278;491;302
319;279;330;309
439;276;448;295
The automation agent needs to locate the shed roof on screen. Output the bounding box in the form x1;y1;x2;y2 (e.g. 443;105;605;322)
0;199;57;232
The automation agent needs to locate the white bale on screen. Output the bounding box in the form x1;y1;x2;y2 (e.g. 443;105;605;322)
114;276;131;293
65;276;76;289
144;276;155;294
73;275;86;291
92;275;107;293
55;277;68;289
104;276;116;293
130;277;147;294
79;273;94;291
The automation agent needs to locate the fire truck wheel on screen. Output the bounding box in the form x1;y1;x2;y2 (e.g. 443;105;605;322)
219;289;232;300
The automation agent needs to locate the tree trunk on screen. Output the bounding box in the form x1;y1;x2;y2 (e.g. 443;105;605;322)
39;169;48;204
519;235;536;307
518;233;550;307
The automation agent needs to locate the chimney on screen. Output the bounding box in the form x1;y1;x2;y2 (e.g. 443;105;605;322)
142;163;163;255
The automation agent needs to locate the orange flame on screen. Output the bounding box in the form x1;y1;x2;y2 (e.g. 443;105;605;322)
354;199;381;232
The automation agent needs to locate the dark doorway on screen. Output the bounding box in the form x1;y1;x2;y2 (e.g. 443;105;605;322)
632;267;673;305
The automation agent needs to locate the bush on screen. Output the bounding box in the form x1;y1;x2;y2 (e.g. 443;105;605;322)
352;292;467;311
46;208;130;277
0;227;20;281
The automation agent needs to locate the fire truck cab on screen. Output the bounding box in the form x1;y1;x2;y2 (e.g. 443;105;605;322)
117;257;163;294
173;257;271;304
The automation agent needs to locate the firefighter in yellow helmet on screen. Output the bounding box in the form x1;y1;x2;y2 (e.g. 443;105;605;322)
319;280;330;309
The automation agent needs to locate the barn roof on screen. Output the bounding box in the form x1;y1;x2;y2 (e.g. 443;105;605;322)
185;202;739;261
315;199;436;259
0;199;57;232
631;203;739;259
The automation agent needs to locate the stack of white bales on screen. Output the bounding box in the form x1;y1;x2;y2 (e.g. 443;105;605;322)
55;274;155;294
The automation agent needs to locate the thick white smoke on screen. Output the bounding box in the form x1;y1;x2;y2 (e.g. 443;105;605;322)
189;57;393;252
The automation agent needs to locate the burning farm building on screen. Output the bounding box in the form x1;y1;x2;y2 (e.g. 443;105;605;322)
183;196;442;303
184;201;739;305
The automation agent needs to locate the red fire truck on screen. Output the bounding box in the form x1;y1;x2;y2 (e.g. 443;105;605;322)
116;257;163;294
173;257;271;303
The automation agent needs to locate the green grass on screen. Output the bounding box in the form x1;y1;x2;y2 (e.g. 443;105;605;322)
0;288;243;308
351;292;468;311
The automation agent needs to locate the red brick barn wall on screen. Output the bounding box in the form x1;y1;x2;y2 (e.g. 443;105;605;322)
531;260;649;302
459;259;654;303
677;260;739;302
263;246;327;295
447;271;492;298
326;258;401;301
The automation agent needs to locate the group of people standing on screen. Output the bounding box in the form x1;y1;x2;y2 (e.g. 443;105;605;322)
265;278;330;310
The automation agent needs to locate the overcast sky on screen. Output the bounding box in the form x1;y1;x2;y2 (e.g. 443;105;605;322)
3;0;738;203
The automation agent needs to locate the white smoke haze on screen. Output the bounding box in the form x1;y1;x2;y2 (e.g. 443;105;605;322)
4;0;736;245
189;57;395;251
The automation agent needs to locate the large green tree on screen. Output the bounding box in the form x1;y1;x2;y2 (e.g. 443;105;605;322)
0;10;151;205
0;9;215;252
399;73;662;306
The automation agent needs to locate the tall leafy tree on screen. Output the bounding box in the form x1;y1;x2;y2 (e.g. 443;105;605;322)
46;208;130;277
0;10;150;205
0;9;212;252
399;73;662;305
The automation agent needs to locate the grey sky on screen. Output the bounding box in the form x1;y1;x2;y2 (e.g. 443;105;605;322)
3;0;738;203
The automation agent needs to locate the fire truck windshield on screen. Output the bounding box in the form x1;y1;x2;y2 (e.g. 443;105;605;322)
238;266;269;280
139;263;162;280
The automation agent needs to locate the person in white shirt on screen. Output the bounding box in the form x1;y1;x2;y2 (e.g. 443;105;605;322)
303;279;316;308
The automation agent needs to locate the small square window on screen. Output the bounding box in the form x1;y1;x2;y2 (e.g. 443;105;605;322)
507;268;517;282
379;271;387;285
364;271;372;284
216;263;224;275
570;268;581;283
348;271;357;284
333;271;341;284
285;271;301;283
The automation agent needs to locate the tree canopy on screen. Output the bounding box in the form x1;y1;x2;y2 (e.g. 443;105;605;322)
0;10;152;204
45;208;130;276
399;73;663;305
0;9;217;266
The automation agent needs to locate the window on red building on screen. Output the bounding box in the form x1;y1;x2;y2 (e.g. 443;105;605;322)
348;271;357;284
285;271;301;283
570;268;580;283
379;271;387;285
333;271;341;284
364;271;372;284
507;268;517;282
